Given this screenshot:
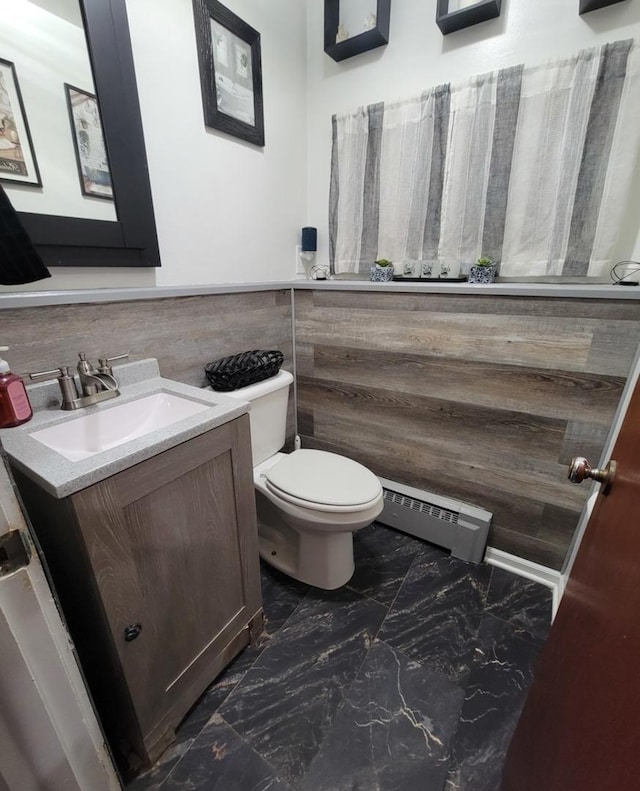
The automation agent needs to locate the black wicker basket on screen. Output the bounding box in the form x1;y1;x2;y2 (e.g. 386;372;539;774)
205;349;284;392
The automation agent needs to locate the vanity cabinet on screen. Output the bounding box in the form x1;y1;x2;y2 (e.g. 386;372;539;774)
12;415;262;777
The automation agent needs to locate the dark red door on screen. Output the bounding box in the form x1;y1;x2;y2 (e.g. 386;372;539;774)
501;376;640;790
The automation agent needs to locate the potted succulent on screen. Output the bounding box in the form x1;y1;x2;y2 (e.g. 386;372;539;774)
370;258;395;282
468;256;497;284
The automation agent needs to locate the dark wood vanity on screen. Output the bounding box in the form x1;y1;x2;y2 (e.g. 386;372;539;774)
12;414;262;778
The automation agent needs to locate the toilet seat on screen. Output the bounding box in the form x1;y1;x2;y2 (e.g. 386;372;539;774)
264;449;382;513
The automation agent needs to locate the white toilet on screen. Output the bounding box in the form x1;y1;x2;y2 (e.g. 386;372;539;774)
226;369;383;589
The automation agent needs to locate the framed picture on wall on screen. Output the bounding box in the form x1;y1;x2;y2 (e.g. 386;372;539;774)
436;0;502;35
64;84;113;200
324;0;391;62
0;58;41;187
192;0;265;147
579;0;628;13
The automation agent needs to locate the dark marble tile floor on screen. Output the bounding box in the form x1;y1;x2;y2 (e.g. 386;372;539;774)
127;523;552;791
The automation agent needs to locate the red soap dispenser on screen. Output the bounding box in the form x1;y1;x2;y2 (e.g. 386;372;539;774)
0;346;33;428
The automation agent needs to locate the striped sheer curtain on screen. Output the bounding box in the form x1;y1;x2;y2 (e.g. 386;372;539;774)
329;39;640;278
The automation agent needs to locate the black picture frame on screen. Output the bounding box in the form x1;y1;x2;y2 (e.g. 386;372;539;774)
0;58;42;187
16;0;160;268
324;0;391;62
436;0;502;35
64;84;113;201
192;0;265;147
579;0;627;13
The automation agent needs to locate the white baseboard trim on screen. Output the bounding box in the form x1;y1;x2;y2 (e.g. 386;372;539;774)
485;547;564;620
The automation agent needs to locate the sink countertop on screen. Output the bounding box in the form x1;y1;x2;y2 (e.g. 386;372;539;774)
0;372;249;499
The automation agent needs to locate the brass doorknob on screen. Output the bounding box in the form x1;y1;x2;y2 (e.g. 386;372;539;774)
568;457;616;495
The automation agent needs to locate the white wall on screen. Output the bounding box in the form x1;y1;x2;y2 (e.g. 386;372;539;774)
306;0;640;270
6;0;640;291
128;0;308;287
2;0;308;291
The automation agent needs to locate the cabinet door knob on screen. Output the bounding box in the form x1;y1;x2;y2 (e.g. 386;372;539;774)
124;623;142;642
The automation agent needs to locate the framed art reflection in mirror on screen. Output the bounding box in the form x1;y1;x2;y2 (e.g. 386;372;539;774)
0;58;41;187
65;84;113;201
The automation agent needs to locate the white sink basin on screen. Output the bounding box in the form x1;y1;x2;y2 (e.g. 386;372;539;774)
31;392;210;462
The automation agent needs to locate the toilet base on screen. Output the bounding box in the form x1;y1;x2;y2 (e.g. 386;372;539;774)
258;526;355;590
255;490;361;589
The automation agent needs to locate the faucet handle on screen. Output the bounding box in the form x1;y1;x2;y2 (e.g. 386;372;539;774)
77;352;93;375
29;365;72;381
30;366;79;407
97;353;128;375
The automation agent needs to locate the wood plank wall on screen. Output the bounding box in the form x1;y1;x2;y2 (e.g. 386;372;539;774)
295;290;640;569
4;286;639;570
2;290;292;387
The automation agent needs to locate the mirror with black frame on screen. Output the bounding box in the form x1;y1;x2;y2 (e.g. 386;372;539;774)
0;0;159;269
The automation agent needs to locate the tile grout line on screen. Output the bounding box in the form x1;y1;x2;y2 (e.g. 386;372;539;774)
294;596;393;790
368;541;437;637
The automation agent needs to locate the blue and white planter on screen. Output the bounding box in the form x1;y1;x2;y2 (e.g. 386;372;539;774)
468;264;497;284
370;264;395;282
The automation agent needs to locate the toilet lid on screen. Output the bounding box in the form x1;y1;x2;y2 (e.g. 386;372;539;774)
265;449;382;507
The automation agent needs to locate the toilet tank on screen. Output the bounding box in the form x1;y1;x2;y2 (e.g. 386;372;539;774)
225;369;293;466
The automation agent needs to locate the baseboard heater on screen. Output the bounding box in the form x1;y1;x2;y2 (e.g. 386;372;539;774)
377;477;492;564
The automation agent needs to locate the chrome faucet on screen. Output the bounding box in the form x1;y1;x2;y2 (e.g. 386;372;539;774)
30;353;128;411
77;352;119;396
